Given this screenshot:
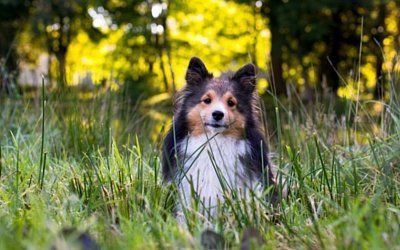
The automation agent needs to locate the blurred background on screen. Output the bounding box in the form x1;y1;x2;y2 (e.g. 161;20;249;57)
0;0;399;101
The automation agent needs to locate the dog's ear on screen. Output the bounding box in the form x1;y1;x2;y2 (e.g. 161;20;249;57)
232;63;256;93
185;57;211;85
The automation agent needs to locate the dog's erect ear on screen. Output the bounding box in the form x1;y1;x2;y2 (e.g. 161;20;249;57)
232;63;257;93
185;57;211;85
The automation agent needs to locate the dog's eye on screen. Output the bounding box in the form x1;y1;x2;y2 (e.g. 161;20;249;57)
203;98;212;104
227;99;235;107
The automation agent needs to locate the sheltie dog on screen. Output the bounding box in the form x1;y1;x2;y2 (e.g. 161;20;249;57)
162;57;276;220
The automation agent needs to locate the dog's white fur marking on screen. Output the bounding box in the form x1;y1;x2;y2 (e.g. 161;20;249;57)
176;133;262;218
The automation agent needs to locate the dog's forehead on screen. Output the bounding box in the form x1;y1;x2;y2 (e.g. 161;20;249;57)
206;77;232;94
211;78;230;85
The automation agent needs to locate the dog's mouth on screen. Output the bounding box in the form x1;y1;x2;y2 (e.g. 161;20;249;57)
204;123;228;129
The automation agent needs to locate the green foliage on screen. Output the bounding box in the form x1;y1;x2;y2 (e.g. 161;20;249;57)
236;0;399;97
28;0;103;86
50;0;270;98
2;0;400;99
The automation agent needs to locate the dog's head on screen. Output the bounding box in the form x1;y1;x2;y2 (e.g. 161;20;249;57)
177;57;258;138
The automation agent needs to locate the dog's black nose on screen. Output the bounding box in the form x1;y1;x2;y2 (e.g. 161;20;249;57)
212;111;224;121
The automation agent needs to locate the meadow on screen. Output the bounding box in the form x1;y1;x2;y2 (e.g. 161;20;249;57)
0;80;399;250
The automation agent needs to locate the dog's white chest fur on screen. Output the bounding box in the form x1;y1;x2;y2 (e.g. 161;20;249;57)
177;134;256;212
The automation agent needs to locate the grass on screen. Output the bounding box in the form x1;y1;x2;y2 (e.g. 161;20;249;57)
0;82;399;249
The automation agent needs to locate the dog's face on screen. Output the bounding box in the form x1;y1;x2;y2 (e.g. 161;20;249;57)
180;57;257;138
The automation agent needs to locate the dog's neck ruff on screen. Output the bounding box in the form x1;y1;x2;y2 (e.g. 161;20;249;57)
176;133;260;216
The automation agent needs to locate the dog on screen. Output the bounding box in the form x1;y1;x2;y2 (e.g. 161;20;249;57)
162;57;276;221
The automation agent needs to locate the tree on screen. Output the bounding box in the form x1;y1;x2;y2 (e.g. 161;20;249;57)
103;0;176;93
30;0;100;87
257;0;370;96
371;0;388;99
261;0;286;96
0;0;31;94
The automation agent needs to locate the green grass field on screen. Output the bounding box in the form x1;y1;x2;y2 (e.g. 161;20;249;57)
0;86;399;249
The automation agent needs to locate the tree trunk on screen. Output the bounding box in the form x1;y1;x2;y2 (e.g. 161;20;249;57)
166;49;176;93
161;9;176;93
267;1;286;96
395;1;400;53
270;33;285;95
320;10;341;95
374;54;384;99
252;1;258;67
56;51;67;88
47;53;53;88
155;33;169;92
159;49;169;92
373;1;387;99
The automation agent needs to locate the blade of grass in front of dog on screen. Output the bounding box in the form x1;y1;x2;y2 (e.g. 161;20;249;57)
176;144;206;187
314;136;333;200
40;152;47;190
351;151;358;197
330;150;339;202
290;146;326;249
274;106;283;171
38;76;45;189
176;133;219;186
207;151;232;193
105;90;113;168
183;130;219;165
9;131;20;210
172;117;180;168
205;141;242;223
0;145;2;179
85;153;109;214
368;136;382;170
135;135;144;199
207;135;236;191
15;142;19;206
177;131;231;223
